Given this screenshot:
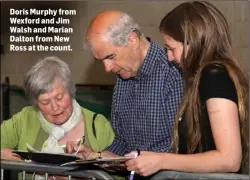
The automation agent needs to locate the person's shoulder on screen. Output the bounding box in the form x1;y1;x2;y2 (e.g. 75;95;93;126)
203;63;226;70
200;63;238;103
5;106;38;123
22;106;36;111
153;43;181;72
201;63;228;78
147;38;167;60
18;106;37;115
81;107;94;117
81;107;111;131
164;60;183;78
200;63;233;91
81;107;107;120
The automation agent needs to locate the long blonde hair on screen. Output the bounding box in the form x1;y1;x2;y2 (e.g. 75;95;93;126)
159;1;249;173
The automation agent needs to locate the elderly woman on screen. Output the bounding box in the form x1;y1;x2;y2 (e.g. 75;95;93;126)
1;56;114;166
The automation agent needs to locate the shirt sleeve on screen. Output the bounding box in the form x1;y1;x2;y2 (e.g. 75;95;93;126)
199;64;237;104
105;113;127;155
105;82;128;155
1;111;23;149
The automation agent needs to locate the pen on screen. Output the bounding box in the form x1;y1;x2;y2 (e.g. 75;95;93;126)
74;138;83;155
74;136;85;155
129;149;140;180
60;136;85;155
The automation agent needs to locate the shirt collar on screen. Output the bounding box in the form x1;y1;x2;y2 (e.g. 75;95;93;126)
136;37;159;78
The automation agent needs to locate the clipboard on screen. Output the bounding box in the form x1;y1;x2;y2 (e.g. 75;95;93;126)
13;150;80;164
61;156;135;166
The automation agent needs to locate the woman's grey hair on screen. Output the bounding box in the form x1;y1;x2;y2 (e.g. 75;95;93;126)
23;56;76;107
106;12;142;46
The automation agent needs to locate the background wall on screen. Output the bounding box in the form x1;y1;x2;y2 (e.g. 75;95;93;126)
1;0;249;87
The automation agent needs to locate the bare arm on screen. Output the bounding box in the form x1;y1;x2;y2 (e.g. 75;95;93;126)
126;98;242;176
162;98;241;172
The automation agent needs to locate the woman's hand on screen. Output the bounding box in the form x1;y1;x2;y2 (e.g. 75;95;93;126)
1;148;22;161
125;151;163;176
65;142;96;159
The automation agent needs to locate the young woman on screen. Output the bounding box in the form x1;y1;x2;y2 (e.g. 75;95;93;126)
125;1;249;176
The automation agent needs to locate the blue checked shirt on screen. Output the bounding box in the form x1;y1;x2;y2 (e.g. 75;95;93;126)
107;38;184;155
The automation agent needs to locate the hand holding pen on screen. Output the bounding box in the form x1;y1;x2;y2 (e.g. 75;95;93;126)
74;136;85;155
125;151;163;177
65;136;88;156
65;136;99;159
130;149;140;180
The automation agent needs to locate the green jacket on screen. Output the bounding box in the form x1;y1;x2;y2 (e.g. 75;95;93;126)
1;106;114;152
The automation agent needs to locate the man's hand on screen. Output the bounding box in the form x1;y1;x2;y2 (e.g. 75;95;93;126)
1;148;22;161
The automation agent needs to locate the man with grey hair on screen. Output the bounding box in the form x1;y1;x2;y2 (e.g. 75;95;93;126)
71;10;184;161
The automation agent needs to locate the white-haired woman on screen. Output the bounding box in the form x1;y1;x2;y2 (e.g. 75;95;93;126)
1;56;114;179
